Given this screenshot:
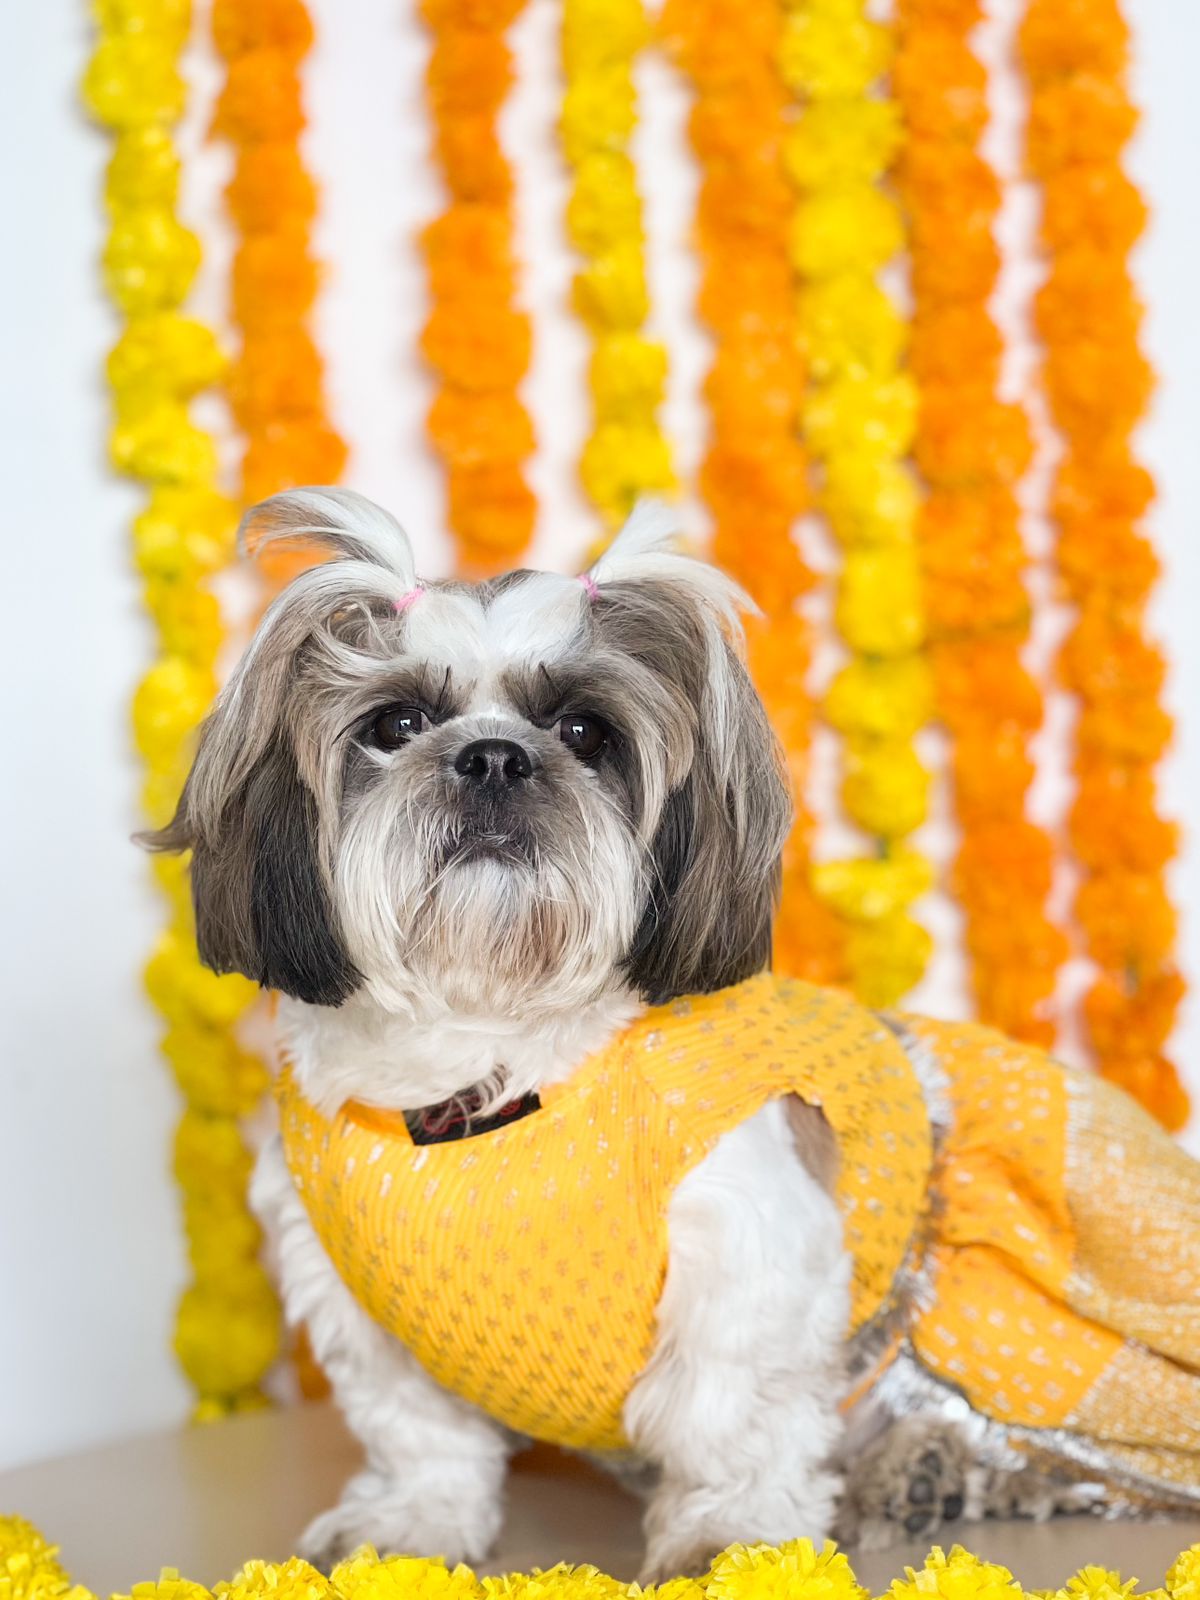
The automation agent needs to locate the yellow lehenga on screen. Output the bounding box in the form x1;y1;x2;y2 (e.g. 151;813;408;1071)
277;974;1200;1504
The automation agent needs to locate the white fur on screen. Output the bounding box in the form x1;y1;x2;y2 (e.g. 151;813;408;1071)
626;1103;850;1580
278;985;642;1118
254;1137;510;1566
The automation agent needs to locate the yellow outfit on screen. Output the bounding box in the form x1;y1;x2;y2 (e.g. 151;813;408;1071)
278;975;1200;1506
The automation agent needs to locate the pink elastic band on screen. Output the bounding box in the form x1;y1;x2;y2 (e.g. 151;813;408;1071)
579;573;600;602
393;585;425;612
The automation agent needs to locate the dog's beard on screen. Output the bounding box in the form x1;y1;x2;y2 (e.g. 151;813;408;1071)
335;786;645;1018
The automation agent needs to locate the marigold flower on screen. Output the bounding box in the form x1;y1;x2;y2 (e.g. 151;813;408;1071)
890;27;987;140
562;0;648;74
1069;765;1178;874
211;0;314;59
435;116;512;202
241;415;348;505
1083;970;1185;1060
823;452;918;546
1076;870;1177;972
213;48;305;142
842;737;930;838
447;463;537;561
573;243;649;330
690;79;783;168
790;187;903;280
103;207;200;315
231;228;318;327
825;657;931;740
226;142;317;231
333;1553;481;1600
805;372;917;462
935;639;1044;730
802;276;905;382
427;28;513;114
592;333;668;416
229;332;324;426
106;125;180;210
785;98;899;189
1099;1055;1190;1133
837;548;925;658
909;304;1002;388
568;153;643;254
427;390;536;469
81;34;185;129
1041;164;1146;254
1020;0;1129;82
780;6;891;98
423;203;515;295
421;0;526;27
421;305;531;390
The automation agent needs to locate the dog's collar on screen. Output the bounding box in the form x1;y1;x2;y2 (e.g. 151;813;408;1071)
403;1086;541;1145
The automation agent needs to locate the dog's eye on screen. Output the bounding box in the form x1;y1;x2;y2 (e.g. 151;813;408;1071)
370;706;426;750
557;714;606;761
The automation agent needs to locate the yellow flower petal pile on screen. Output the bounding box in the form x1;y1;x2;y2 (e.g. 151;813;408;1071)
4;1527;1200;1600
80;0;279;1418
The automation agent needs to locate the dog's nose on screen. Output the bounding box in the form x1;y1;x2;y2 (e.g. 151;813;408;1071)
454;738;534;787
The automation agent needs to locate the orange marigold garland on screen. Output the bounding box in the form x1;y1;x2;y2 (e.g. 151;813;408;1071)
892;0;1067;1046
419;0;537;575
661;0;843;983
780;0;934;1007
82;0;281;1417
212;0;348;590
1020;0;1187;1127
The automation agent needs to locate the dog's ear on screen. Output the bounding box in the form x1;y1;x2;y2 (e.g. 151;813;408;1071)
135;489;421;1006
606;542;792;1005
146;726;362;1008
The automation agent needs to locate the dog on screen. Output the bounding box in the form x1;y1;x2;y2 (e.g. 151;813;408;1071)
148;488;1200;1578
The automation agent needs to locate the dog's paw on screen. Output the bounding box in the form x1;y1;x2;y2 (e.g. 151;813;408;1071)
638;1540;722;1586
983;1467;1106;1524
838;1417;981;1551
297;1469;498;1572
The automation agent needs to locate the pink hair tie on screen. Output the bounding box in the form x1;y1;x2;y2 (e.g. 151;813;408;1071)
394;585;425;613
579;573;600;602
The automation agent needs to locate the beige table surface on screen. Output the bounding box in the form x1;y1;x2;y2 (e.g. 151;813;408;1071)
2;1403;1197;1596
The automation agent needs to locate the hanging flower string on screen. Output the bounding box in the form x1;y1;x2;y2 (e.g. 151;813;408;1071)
212;0;348;591
1020;0;1187;1127
561;0;674;542
420;0;537;575
892;0;1067;1045
781;0;934;1007
662;0;844;984
82;0;280;1419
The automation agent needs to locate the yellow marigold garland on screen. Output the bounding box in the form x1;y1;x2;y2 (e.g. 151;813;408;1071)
81;0;281;1417
5;1523;1200;1600
661;0;844;984
561;0;674;536
212;0;348;591
891;0;1067;1046
780;0;933;1007
1020;0;1188;1129
419;0;537;575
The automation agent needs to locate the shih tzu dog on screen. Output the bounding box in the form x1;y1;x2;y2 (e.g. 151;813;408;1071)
147;489;1186;1579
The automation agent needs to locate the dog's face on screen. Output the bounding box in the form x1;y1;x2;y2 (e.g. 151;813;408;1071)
150;490;791;1022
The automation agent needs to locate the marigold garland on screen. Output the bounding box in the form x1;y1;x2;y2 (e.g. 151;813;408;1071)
212;0;348;591
419;0;537;574
780;0;933;1007
82;0;281;1418
660;0;844;984
1020;0;1188;1129
5;1521;1200;1600
561;0;674;537
891;0;1067;1046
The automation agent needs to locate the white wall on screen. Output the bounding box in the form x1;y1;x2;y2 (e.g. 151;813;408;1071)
1;0;1197;1471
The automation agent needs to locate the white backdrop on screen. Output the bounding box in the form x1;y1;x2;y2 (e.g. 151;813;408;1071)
2;0;1198;1472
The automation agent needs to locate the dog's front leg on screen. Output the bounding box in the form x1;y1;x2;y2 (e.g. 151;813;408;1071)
624;1104;850;1583
254;1136;510;1568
